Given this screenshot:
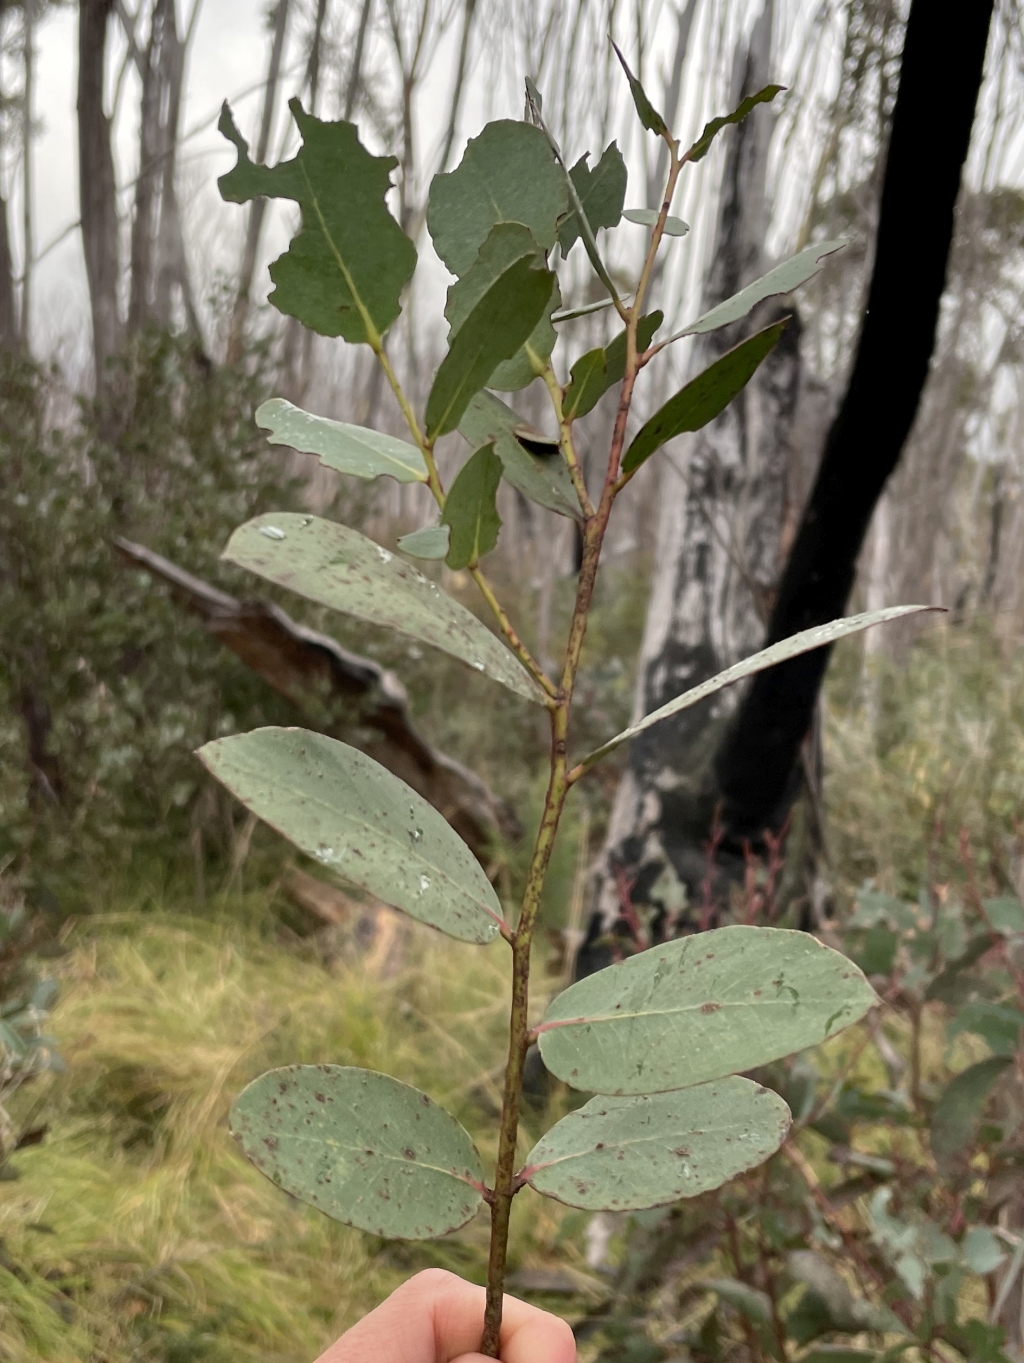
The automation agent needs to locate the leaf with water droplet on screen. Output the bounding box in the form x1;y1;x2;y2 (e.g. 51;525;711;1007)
223;513;544;704
537;925;876;1095
522;1077;790;1210
197;727;505;943
259;525;287;540
231;1065;485;1239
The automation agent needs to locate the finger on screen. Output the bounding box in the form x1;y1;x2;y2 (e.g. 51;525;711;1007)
315;1269;576;1363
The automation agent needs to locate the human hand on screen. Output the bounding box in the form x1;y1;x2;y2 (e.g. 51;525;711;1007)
314;1268;577;1363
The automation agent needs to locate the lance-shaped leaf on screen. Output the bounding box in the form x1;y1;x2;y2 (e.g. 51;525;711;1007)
444;223;560;393
459;391;581;520
612;39;668;136
623;208;689;236
669;240;848;340
930;1056;1012;1158
536;924;876;1095
427;120;567;278
223;513;545;704
441;444;503;569
686;85;785;163
622;320;787;475
426;255;554;438
563;312;664;421
398;524;450;560
256;398;427;484
230;1065;485;1239
522;1077;790;1211
558;143;628;254
218;101;416;345
577;605;937;770
198;729;505;942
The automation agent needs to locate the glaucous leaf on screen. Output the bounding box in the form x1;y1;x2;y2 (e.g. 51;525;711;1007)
563;312;664;421
622;320;787;474
223;513;545;704
611;39;668;135
579;605;936;769
558;143;628;253
522;1076;790;1210
686;85;785;162
256;398;427;483
962;1227;1006;1275
443;223;560;392
948;1002;1024;1056
983;896;1024;935
425;255;554;438
197;728;505;942
398;524;451;560
230;1065;485;1239
703;1278;773;1324
218;100;416;344
930;1056;1011;1158
459;391;581;520
427;120;567;278
536;924;876;1095
441;444;503;569
623;208;689;236
671;240;847;339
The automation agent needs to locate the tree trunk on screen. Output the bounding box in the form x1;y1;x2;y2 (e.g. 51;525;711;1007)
580;1;828;969
0;195;17;348
20;0;34;348
77;0;123;391
711;0;995;846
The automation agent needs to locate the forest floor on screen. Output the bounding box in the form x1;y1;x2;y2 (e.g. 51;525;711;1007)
3;620;1024;1361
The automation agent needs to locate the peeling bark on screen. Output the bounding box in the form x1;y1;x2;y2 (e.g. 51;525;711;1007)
112;536;521;863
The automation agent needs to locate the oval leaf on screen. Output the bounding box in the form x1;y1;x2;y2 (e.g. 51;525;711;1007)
558;143;627;254
578;605;938;769
197;728;504;942
441;444;503;569
427;120;567;278
672;240;848;339
622;320;788;474
426;255;554;438
223;513;544;704
930;1056;1012;1159
459;390;581;520
219;101;415;344
256;398;428;483
537;925;876;1095
523;1077;790;1211
231;1065;485;1239
623;208;689;236
398;524;450;560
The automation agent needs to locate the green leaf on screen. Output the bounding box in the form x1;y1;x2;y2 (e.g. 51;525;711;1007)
523;1077;789;1211
686;85;785;163
197;729;504;943
443;223;561;393
982;897;1024;935
622;320;787;474
397;524;450;560
623;208;689;236
218;100;415;345
579;605;937;770
230;1065;484;1239
931;1056;1012;1158
563;312;663;421
611;40;668;136
427;120;567;278
537;924;876;1096
849;890;917;931
925;931;995;1003
558;143;627;254
255;398;427;484
962;1227;1006;1275
948;1002;1024;1056
426;255;554;438
787;1250;906;1336
703;1278;773;1325
459;390;581;520
222;513;545;704
441;444;503;570
671;240;847;339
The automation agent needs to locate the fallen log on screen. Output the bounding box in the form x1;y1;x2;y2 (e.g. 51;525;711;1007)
113;536;520;862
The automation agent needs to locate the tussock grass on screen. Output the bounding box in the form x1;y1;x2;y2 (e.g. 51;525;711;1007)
0;897;585;1361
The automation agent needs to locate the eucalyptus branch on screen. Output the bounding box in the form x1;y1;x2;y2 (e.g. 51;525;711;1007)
540;361;595;517
470;567;558;701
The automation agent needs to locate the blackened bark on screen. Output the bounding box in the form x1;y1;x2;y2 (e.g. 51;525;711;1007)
78;0;123;390
0;196;18;348
712;0;995;844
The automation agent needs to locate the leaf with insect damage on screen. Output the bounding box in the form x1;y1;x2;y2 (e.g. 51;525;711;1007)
558;143;628;254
